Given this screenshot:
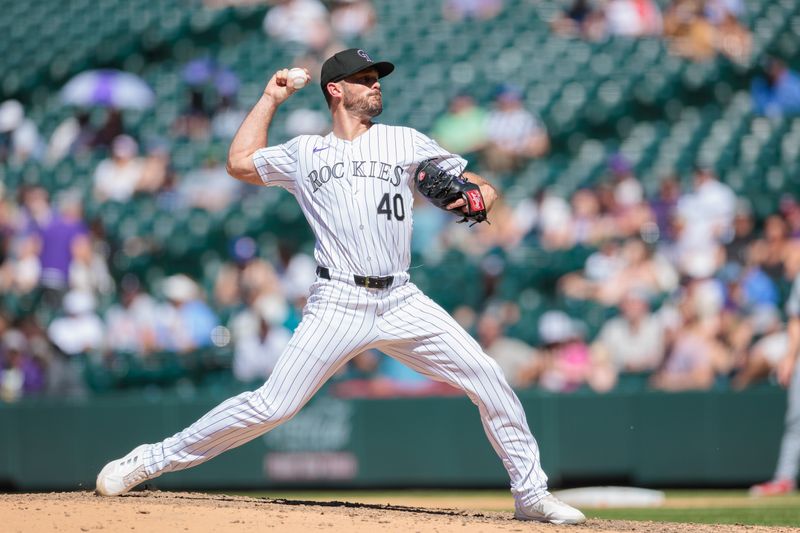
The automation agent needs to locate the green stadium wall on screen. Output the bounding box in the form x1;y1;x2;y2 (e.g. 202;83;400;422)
0;388;786;491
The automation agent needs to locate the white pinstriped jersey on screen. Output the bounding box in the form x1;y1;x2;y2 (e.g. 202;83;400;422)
133;126;552;508
253;124;466;276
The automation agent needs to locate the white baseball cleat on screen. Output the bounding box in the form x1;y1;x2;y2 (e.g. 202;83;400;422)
95;444;156;496
514;493;587;524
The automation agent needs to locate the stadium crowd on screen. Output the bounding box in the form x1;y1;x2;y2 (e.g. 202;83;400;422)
2;0;800;403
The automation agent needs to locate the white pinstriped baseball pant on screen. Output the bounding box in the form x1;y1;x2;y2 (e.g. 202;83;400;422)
143;276;549;504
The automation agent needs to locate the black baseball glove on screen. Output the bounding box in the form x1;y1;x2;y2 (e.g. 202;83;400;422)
414;159;488;224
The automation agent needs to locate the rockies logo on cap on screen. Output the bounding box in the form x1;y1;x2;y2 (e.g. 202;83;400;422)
319;48;395;96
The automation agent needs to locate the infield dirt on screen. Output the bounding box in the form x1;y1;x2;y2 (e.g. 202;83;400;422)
2;491;799;533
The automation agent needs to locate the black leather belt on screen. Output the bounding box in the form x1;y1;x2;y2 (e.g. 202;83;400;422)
316;266;394;289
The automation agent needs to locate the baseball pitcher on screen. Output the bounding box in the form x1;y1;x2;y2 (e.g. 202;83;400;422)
95;48;585;525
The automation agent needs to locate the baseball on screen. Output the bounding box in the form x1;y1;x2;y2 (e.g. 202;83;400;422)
288;68;307;89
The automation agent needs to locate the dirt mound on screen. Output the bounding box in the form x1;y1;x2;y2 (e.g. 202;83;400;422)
1;491;796;533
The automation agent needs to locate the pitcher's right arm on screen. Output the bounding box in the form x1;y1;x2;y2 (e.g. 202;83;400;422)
226;68;310;185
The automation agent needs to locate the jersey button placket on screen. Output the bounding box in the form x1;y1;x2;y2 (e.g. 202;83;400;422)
351;143;370;270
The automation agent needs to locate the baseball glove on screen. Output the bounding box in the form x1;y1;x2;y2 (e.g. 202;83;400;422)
414;159;488;224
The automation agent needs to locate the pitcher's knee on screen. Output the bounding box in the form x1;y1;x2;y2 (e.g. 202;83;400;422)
246;387;304;426
266;404;303;425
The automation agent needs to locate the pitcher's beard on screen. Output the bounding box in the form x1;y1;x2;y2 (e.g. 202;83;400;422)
343;91;383;118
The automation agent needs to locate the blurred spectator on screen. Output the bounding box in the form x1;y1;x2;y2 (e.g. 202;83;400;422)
752;56;800;116
286;108;331;137
443;0;503;21
650;315;719;391
0;234;41;295
603;157;653;240
0;99;43;164
781;197;800;239
211;95;248;140
16;314;86;398
651;287;730;391
665;0;749;63
442;197;519;256
713;8;751;64
551;0;605;40
0;189;12;263
749;214;800;283
737;247;780;309
213;261;244;312
90;109;125;150
612;239;678;301
560;240;623;299
704;0;745;24
672;166;735;277
178;58;242;140
482;85;549;174
649;176;681;243
275;242;317;317
592;290;665;381
370;354;438;396
173;89;212;140
138;142;174;194
411;192;449;259
179;158;243;212
263;0;332;53
157;274;219;353
231;294;292;383
33;190;89;295
607;155;644;210
732;305;785;389
567;188;609;245
724;199;755;268
104;276;159;357
332;350;456;398
604;0;662;37
562;238;677;306
536;311;592;393
0;329;45;402
664;0;716;62
330;0;376;41
430;94;488;164
47;290;105;356
477;310;539;388
69;233;114;297
214;249;286;317
45;110;95;165
587;239;626;281
670;216;725;280
512;188;573;249
93;135;146;203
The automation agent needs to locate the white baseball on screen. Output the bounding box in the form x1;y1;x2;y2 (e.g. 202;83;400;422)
288;68;307;89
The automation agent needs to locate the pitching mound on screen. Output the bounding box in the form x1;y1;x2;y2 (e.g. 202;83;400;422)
1;491;796;533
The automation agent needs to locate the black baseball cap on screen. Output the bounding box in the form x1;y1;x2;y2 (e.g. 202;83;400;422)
320;48;395;97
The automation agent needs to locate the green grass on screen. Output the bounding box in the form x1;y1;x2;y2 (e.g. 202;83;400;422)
586;490;800;527
227;489;800;527
586;506;800;527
